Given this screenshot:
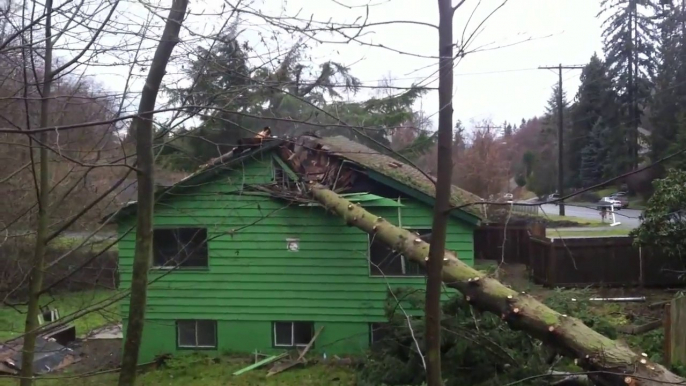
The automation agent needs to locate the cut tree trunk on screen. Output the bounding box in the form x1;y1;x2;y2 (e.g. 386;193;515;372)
308;184;684;386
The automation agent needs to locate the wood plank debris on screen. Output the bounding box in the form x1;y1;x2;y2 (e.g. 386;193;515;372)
232;352;288;376
266;326;324;377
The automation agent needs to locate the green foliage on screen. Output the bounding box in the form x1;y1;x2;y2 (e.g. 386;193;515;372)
580;119;608;186
522;151;535;178
160;31;431;170
569;54;621;187
356;288;550;386
631;169;686;274
514;174;527;187
599;0;658;115
395;130;438;161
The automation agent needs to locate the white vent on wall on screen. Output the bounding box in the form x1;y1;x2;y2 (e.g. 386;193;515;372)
286;238;300;252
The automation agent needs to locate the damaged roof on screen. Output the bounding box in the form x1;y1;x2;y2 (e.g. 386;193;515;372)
105;131;483;223
306;136;484;218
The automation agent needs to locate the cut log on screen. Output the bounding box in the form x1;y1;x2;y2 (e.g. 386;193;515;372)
309;184;684;386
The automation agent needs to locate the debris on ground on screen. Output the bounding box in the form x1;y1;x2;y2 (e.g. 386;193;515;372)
232;352;288;376
84;323;123;340
266;326;324;377
0;336;76;375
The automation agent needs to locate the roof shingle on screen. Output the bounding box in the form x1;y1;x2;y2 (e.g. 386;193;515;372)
308;136;484;218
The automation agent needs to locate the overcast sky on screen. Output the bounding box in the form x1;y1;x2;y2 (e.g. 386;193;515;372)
271;0;604;130
82;0;605;134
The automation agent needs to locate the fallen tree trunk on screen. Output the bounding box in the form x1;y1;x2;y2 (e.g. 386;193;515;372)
309;184;684;386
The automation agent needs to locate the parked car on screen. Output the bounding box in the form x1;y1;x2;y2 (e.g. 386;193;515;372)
597;196;622;210
609;193;629;208
548;193;560;205
503;193;513;203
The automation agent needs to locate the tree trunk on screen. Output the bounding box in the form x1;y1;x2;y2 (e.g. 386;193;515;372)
19;1;53;383
117;1;189;385
308;184;685;386
426;0;454;384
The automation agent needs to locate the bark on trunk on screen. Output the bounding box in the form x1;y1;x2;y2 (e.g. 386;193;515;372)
426;0;454;384
19;1;53;383
309;184;684;386
117;1;188;385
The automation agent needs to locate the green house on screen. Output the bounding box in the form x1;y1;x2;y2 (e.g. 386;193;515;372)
111;135;483;362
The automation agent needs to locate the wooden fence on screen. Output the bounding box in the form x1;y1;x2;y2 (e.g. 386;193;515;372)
529;237;686;287
665;296;686;367
475;225;686;287
473;224;545;265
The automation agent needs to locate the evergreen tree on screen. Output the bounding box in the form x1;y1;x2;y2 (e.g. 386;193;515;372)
162;31;437;169
599;0;660;169
649;0;686;164
568;54;620;187
580;120;608;186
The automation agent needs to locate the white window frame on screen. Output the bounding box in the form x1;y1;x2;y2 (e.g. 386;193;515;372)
273;322;312;347
177;320;217;349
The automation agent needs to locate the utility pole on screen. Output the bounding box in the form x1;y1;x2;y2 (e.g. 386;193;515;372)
538;64;584;216
474;124;503;133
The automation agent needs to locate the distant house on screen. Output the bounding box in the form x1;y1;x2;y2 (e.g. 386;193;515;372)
108;134;483;362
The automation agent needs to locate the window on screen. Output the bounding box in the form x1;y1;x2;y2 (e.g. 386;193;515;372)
153;227;208;268
369;228;429;276
176;320;217;349
273;321;314;347
369;322;390;345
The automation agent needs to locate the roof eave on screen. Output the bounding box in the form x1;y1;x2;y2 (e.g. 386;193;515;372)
101;139;284;224
366;170;482;226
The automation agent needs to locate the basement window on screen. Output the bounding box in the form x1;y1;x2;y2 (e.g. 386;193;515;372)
177;320;217;349
273;321;314;347
369;322;391;345
368;228;430;277
153;227;208;268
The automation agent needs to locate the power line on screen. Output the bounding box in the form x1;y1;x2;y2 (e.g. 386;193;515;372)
538;64;585;217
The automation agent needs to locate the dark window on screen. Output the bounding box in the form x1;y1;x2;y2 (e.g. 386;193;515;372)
370;322;390;345
177;320;216;349
369;228;429;276
273;321;314;347
153;228;208;268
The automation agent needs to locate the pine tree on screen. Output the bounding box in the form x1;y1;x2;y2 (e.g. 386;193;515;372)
599;0;660;169
580;120;608;186
650;0;686;163
568;54;620;187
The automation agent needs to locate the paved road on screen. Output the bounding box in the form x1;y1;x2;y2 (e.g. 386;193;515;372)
539;203;643;229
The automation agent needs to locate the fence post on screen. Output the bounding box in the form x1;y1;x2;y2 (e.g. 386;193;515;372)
638;245;644;287
665;296;686;367
547;240;556;287
665;303;671;365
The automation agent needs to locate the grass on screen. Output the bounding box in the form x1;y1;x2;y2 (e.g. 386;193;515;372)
0;290;120;341
520;211;606;227
546;228;632;238
0;357;357;386
51;236;118;252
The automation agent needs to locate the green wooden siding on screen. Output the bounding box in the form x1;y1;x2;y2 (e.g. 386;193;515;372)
117;151;475;361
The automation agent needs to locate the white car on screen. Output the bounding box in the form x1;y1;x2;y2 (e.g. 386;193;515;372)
597;196;622;210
